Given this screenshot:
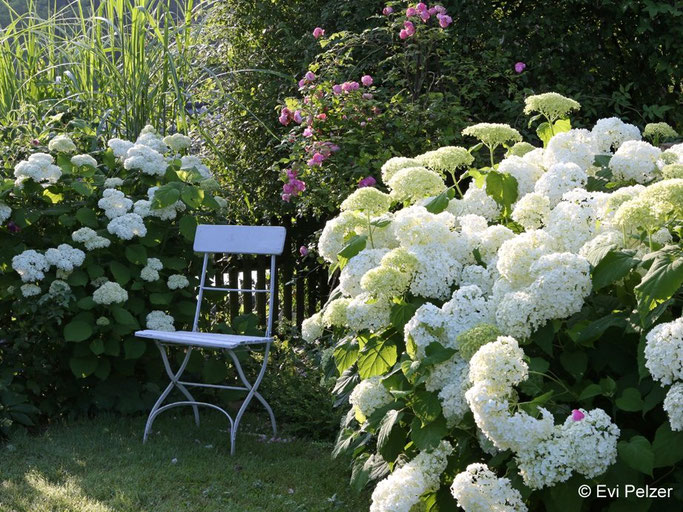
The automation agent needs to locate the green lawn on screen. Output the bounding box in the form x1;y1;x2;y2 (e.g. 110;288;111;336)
0;413;369;512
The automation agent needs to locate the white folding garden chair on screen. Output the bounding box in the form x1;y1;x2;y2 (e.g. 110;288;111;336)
135;224;286;455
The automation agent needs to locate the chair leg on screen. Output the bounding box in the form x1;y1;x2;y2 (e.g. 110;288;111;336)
143;343;198;442
227;343;275;454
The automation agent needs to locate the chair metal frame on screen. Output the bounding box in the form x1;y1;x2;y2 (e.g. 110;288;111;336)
136;225;286;455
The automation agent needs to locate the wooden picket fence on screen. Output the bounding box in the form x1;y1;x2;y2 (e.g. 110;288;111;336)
212;238;332;332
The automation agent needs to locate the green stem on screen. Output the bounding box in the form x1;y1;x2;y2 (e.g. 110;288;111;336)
366;212;374;248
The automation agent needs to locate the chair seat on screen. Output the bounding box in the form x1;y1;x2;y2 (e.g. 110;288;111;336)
135;330;272;350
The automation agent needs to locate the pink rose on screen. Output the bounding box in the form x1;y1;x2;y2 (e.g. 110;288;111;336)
434;5;446;14
406;7;417;16
382;6;393;15
307;153;325;166
571;409;585;422
362;93;374;100
298;78;306;89
358;176;377;188
312;27;324;39
515;61;527;73
293;110;303;124
304;71;316;82
303;127;313;137
316;113;327;120
332;84;342;95
299;245;309;257
399;29;409;39
361;75;373;86
416;2;428;12
420;10;430;21
437;14;452;28
278;112;290;126
404;21;416;35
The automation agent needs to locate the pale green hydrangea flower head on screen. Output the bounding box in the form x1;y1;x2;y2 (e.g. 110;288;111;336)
457;323;501;360
661;164;683;180
507;141;536;158
360;265;411;298
643;122;678;141
380;156;421;184
341;187;392;216
462;123;522;149
416;146;474;174
322;297;351;327
388;166;446;203
523;92;581;122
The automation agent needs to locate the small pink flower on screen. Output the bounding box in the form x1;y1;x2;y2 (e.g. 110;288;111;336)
332;84;342;95
362;93;374;100
278;113;290;126
358;176;376;188
303;127;313;137
316;113;327;120
341;81;360;93
382;6;393;15
308;153;325;166
361;75;373;87
312;27;325;39
514;61;526;73
285;169;297;180
406;7;417;16
360;121;367;127
282;193;291;202
416;2;428;12
571;409;585;422
404;21;416;35
298;78;306;89
304;71;316;82
299;245;309;257
434;5;446;14
399;29;409;39
437;13;452;28
428;7;437;15
31;139;40;146
420;11;431;21
293;110;303;124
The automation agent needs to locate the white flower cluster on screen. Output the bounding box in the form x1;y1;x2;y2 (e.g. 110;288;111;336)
163;133;192;153
92;281;128;305
107;213;147;240
591;117;641;153
12;245;85;282
98;188;133;219
466;337;619;489
134;186;186;220
451;463;527;512
167;274;189;290
301;312;324;342
107;138;134;158
13;153;62;187
349;376;393;422
370;441;453;512
103;177;124;188
141;258;163;282
180;155;212;179
0;202;11;223
71;154;98;168
45;244;85;272
72;227;111;250
48;134;77;153
609;140;661;183
645;318;683;431
146;310;175;331
123;144;168;176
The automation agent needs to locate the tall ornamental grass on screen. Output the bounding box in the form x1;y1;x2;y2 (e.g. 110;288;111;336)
0;0;199;139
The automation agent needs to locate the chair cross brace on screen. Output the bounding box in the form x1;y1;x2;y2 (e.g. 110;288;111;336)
143;340;276;455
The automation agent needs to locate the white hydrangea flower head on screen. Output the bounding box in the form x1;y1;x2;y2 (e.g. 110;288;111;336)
133;199;151;218
146;310;175;331
93;281;128;304
180;155;212;179
498;156;544;197
370;441;453;512
318;211;365;264
511;192;550;230
380;156;421;184
665;142;683;161
20;283;41;297
515;430;573;488
103;177;124;188
437;357;471;425
460;265;495;294
13;153;62;187
136;125;168;153
643;122;677;142
591;117;641;153
451;463;527;512
322;297;351;327
522;147;546;169
664;383;683;432
339;248;388;297
349;376;392;422
167;274;189;290
98;188;133;219
523;92;580;123
661;163;683;180
609;140;661;183
361;265;410;298
140;266;159;282
12;250;50;282
545;200;596;252
107;213;147;240
340;187;392;216
448;186;501;222
123;144;168;176
415;146;474;174
496;229;556;287
346;293;392;332
405;303;446;357
381;247;418;274
72;227;111;250
543;129;595;171
70;154;98;168
468;335;528;391
0;202;11;223
441;285;495;343
534;162;588;207
163;133;192;153
388;166;446;204
476;225;515;265
393;206;454;246
45;244;85;272
644;318;683;385
48;134;77;153
48;279;71;296
107;138;134;158
301;312;324;342
408;243;463;300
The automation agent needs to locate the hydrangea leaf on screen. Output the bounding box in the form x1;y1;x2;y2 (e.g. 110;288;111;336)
337;234;367;270
653;424;683;468
409;390;442;424
64;320;93;342
151;185;180;209
591;249;638;291
179;215;197;241
111;306;139;329
124;244;148;265
68;356;98;378
377;409;407;463
425;191;450;214
485;170;518;215
180;186;204;209
409;415;447;451
618;436;654;476
89;338;105;355
635;246;683;320
94;358;111;380
110;261;131;285
615;387;643;412
333;339;359;374
357;337;397;379
123;338;146;360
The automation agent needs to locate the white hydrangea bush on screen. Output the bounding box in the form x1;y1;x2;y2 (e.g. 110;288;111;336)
304;94;682;510
1;126;227;381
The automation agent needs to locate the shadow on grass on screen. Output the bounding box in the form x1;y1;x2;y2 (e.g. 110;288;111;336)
0;412;369;512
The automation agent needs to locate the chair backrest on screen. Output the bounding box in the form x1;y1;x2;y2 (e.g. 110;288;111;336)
192;225;286;337
194;225;286;255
